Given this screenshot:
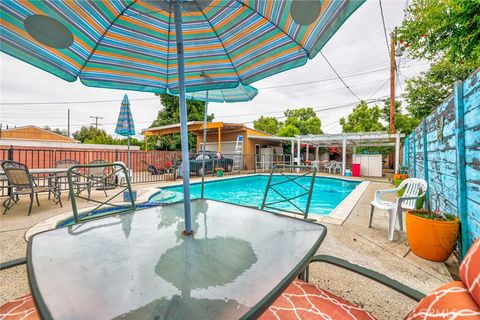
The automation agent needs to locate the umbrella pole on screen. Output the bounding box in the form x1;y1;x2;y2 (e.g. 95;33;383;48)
127;136;131;170
174;1;193;235
201;91;209;199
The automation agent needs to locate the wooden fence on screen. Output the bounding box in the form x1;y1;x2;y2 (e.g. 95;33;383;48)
404;68;479;255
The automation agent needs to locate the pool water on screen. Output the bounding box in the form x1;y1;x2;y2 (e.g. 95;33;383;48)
149;175;360;216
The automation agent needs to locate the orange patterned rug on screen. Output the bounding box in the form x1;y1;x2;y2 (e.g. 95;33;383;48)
259;279;375;320
0;294;39;320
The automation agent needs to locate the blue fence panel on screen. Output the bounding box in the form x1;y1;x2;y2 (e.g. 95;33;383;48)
404;68;480;255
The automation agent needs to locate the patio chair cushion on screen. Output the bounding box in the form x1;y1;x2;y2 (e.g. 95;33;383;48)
460;238;480;306
0;294;39;320
259;279;375;320
405;281;480;319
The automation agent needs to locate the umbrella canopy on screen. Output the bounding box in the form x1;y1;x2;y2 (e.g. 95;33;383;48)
170;83;258;198
173;83;258;103
0;0;364;234
115;94;135;137
0;1;364;93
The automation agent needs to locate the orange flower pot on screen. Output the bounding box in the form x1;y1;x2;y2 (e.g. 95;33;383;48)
393;173;409;180
406;210;459;262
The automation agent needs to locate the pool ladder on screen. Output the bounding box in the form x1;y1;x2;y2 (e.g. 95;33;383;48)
260;164;317;219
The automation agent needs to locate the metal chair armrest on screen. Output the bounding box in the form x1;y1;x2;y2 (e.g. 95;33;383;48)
0;257;27;271
310;255;425;302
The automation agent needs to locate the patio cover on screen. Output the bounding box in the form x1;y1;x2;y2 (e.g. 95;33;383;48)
296;132;404;175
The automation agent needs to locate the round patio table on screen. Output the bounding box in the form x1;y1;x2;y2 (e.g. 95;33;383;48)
27;199;326;319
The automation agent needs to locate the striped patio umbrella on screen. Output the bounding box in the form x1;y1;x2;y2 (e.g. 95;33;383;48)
0;0;365;234
115;94;135;170
171;83;258;198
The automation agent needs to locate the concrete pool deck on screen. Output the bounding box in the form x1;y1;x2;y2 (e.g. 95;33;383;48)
0;173;456;319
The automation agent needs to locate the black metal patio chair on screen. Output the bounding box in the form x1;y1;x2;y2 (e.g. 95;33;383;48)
54;159;80;199
71;159;109;200
1;161;62;215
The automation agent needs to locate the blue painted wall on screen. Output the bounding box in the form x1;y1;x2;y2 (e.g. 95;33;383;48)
405;68;480;254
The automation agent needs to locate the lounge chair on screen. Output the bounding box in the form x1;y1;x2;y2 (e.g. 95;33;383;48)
261;237;480;319
1;160;62;215
369;178;427;241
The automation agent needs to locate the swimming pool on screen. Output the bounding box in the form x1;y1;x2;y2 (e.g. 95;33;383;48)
149;175;360;216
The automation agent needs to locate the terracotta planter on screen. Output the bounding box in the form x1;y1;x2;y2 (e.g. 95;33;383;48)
393;173;408;180
406;210;459;262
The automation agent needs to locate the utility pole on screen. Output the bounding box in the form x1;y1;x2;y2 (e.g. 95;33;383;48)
389;31;396;134
90;115;103;129
67;108;70;137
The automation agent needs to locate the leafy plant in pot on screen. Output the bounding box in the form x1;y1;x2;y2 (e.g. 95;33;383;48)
406;207;459;262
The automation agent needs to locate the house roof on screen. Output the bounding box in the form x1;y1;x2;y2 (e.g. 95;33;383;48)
0;125;79;143
143;121;273;137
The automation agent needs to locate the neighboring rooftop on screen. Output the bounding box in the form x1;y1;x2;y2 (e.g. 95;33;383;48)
142;121;272;137
0;125;79;143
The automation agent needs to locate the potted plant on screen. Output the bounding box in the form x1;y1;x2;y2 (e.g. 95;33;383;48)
215;167;224;177
406;209;459;262
393;165;409;181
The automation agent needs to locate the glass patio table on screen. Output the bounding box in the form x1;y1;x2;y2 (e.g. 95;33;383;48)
28;199;326;319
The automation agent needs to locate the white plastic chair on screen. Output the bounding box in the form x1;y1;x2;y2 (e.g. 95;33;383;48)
369;178;427;241
329;162;342;174
323;161;335;172
113;161;133;185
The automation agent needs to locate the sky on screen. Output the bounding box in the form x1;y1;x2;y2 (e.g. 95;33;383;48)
0;0;428;140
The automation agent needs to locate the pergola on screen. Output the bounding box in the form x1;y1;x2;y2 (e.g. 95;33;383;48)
296;132;404;175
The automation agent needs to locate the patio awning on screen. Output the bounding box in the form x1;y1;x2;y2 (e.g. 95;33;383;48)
297;132;405;147
294;132;405;175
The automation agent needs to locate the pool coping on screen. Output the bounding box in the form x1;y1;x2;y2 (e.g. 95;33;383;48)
25;174;368;240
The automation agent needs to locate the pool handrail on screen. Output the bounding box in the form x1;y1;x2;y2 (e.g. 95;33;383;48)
261;164;317;219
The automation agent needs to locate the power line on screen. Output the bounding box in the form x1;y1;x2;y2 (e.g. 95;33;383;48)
320;52;362;101
378;0;391;59
0;97;159;106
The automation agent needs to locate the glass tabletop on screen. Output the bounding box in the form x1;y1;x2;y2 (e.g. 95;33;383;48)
28;199;326;319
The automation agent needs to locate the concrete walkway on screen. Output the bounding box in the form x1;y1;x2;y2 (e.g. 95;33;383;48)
0;176;455;319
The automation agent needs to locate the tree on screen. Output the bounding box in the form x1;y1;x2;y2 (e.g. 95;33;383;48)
397;0;479;119
283;108;322;135
73;126;108;143
398;0;480;64
150;94;213;151
253;116;281;134
380;99;420;135
403;61;474;119
251;107;323;137
277;124;301;137
72;125;143;148
44;125;68;137
340;102;385;133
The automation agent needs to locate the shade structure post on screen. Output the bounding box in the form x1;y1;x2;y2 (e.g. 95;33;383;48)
394;131;400;173
296;138;301;164
201;92;209;199
173;1;192;235
291;140;294;165
342;134;347;175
